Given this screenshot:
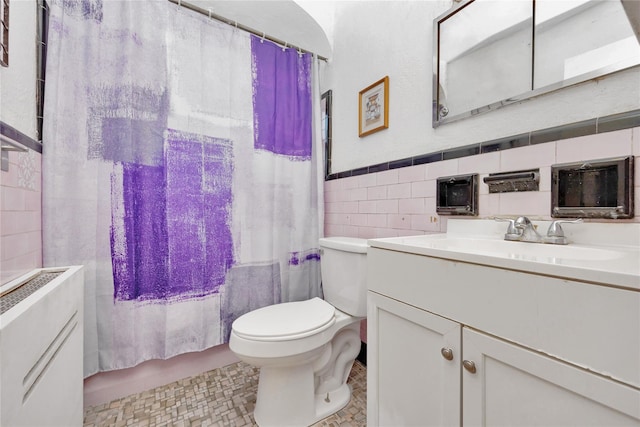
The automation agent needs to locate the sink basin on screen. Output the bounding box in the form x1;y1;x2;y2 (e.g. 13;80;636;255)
368;220;640;289
402;236;623;262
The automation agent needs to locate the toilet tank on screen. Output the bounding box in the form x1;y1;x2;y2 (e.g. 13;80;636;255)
319;237;368;317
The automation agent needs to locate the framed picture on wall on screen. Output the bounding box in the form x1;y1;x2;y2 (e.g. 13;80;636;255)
359;76;389;137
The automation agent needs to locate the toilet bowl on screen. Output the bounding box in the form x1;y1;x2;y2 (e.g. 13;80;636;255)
229;237;368;427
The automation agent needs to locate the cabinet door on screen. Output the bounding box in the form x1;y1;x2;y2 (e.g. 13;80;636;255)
367;291;461;427
462;328;640;426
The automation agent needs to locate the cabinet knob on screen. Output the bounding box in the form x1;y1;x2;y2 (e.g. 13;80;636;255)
463;360;477;374
440;347;454;361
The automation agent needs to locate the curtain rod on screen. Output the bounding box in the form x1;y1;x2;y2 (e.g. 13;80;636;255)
167;0;328;61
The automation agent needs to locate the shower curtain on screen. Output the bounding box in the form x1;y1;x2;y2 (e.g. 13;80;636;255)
42;0;324;376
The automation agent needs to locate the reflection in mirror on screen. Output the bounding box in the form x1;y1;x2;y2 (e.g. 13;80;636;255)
534;0;640;90
433;0;640;128
437;0;532;121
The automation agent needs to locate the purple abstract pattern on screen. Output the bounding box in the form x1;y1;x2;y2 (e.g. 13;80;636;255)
111;163;169;300
58;0;103;22
87;86;169;166
111;129;234;302
251;36;313;159
165;129;235;297
289;249;321;266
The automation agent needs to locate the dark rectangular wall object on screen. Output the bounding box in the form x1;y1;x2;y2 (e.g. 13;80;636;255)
436;174;478;216
551;156;634;219
484;169;539;193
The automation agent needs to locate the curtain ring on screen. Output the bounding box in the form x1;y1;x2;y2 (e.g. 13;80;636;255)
261;32;266;43
208;8;212;19
282;42;288;52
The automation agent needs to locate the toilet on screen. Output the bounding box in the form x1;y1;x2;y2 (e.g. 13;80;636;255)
229;237;368;427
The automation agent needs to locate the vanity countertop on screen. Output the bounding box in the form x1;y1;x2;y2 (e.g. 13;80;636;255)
368;220;640;290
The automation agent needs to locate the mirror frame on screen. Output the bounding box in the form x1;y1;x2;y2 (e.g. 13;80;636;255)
433;0;640;128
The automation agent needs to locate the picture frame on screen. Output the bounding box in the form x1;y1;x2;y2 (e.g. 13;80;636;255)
359;76;389;137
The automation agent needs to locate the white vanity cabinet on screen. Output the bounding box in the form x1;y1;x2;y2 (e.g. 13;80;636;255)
367;240;640;427
462;328;639;426
367;291;460;427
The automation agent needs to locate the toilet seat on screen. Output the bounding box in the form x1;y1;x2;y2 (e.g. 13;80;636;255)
232;297;336;342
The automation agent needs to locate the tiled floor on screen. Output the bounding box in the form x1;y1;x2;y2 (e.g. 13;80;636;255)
83;360;366;427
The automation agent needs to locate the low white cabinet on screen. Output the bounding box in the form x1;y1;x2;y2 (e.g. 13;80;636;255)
367;245;640;427
368;292;460;426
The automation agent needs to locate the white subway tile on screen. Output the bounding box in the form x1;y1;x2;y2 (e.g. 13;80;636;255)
357;227;376;239
376;169;399;186
1;164;19;187
410;214;441;232
336;201;358;213
324;223;345;237
387;183;411;199
349;187;368;201
459;152;500;174
343;225;360;237
556;129;633;164
387;214;412;229
342;176;360;189
367;214;388;228
424;197;437;214
399;198;425;214
373;228;399;238
1;186;26;211
498;191;551;218
426;159;458;180
500;142;556;171
325;213;349;225
376;199;399;214
538;167;551;192
358;200;377;214
411;180;436;198
350;214;368;226
358;173;377;188
367;186;388;200
398;164;427;183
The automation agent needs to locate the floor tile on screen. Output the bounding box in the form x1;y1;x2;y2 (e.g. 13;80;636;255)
84;360;366;427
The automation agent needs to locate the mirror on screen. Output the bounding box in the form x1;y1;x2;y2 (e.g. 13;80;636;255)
534;0;640;89
434;0;640;127
436;0;532;122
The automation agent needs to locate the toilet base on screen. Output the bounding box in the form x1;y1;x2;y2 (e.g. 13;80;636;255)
253;362;352;427
313;382;352;423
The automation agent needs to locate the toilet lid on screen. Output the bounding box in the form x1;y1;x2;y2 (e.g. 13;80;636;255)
232;297;336;341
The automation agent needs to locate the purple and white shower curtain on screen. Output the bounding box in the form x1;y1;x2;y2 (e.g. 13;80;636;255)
42;0;324;376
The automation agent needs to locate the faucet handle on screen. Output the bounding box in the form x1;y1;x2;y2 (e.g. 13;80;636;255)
547;218;583;237
514;216;533;228
546;218;583;244
494;217;521;240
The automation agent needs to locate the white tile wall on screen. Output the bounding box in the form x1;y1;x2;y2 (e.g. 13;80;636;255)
324;128;640;239
0;150;42;284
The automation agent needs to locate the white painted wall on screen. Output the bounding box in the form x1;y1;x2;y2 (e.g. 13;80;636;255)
0;0;38;139
323;0;640;173
0;1;42;286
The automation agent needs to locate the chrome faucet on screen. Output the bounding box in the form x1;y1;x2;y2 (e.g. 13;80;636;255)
514;216;543;243
496;217;583;245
